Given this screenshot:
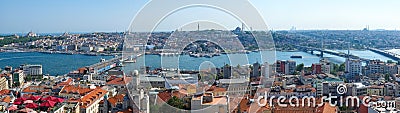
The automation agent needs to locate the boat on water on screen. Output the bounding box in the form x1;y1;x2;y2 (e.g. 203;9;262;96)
213;53;221;57
204;54;212;58
86;53;98;56
100;58;106;62
290;55;302;58
123;57;136;63
66;52;74;55
189;53;200;58
40;51;54;54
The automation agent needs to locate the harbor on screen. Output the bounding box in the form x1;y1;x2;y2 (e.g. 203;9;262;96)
1;49;397;76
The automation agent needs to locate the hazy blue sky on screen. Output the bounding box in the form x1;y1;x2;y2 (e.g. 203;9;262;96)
1;0;400;33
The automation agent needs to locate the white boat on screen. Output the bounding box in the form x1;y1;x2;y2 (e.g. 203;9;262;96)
123;57;136;63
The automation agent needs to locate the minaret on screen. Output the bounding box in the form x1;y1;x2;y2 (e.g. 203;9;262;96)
136;71;140;90
197;23;200;31
241;23;245;32
348;37;351;59
321;37;324;57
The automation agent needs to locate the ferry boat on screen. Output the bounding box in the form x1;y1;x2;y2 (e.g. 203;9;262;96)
290;55;302;58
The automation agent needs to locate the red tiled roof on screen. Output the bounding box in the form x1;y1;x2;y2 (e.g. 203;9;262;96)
66;97;80;103
157;91;171;104
1;96;11;103
22;86;50;93
106;76;132;85
236;97;250;113
107;76;117;81
316;102;337;113
172;90;187;98
0;89;10;95
207;86;216;91
206;85;226;92
78;68;87;74
358;103;368;113
213;87;227;92
60;85;92;95
80;88;107;108
108;94;125;107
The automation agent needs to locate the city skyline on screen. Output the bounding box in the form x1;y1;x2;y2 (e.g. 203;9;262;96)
2;1;400;112
1;0;400;33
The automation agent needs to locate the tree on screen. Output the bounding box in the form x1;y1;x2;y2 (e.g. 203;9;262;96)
25;75;32;81
167;96;185;109
339;63;346;72
158;96;186;113
296;63;304;71
331;63;340;75
385;74;390;82
150;105;160;113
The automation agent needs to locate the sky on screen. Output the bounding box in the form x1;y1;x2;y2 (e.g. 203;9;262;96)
1;0;400;33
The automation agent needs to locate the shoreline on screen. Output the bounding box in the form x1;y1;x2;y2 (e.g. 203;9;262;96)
0;48;383;55
0;49;120;56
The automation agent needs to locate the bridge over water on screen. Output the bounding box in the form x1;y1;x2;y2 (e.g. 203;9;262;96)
88;53;146;75
295;46;370;62
88;56;121;74
368;48;400;61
